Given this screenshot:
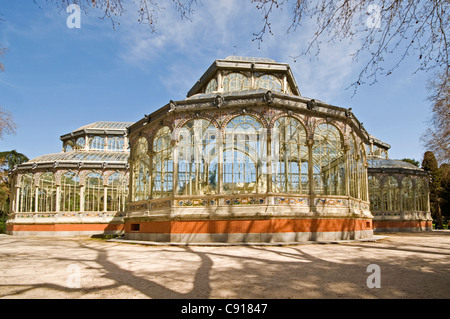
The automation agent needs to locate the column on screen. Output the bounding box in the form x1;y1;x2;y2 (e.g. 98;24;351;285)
103;185;108;212
307;138;315;210
35;186;39;213
56;185;61;212
266;135;272;193
14;186;20;213
80;185;85;212
172;141;179;196
218;132;224;194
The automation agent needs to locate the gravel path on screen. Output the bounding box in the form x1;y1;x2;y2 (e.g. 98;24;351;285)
0;231;449;299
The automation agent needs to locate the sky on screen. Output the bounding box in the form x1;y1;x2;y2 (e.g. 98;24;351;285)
0;0;434;163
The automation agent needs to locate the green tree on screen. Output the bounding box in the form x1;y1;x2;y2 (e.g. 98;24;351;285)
439;163;450;227
422;151;443;228
401;158;420;167
0;150;29;233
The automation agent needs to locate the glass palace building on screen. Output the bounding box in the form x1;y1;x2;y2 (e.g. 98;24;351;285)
7;56;432;241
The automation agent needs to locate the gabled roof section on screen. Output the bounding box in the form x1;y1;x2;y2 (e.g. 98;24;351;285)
187;56;301;97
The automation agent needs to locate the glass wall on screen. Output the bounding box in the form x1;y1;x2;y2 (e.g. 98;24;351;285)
177;119;218;195
37;172;57;212
132;137;150;201
152;127;173;198
60;172;81;212
271;116;308;194
223;115;267;194
312;123;345;195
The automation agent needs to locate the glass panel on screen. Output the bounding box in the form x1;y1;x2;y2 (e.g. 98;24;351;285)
255;74;282;92
205;78;218;94
272;116;308;194
368;175;381;211
60;172;80;212
64;142;74;153
37;173;56;212
152;127;173;198
85;172;104;212
177;119;218;195
89;136;105;151
19;174;35;212
223;73;250;92
132;137;150;201
223;115;266;194
107;135;124;151
75;137;85;150
107;173;128;212
382;176;399;211
402;177;414;211
312;123;345;195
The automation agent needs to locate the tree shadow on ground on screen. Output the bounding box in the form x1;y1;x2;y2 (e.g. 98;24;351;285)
0;234;449;299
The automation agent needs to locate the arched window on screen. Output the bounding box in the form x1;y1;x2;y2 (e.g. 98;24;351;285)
271;116;308;194
64;141;74;152
205;78;218;94
177;119;218;195
152;127;173;198
89;136;105;151
132;137;150;201
223;115;266;194
37;173;56;212
312;123;345;195
416;178;428;211
60;172;80;212
85;172;104;212
368;175;381;211
255;74;282;92
382;176;399;211
107;135;124;151
401;177;414;211
19;174;35;212
348;135;359;198
223;73;250;92
107;172;128;212
75;137;85;150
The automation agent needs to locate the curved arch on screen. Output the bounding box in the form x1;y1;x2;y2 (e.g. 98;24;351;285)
107;172;128;212
271;116;308;194
89;135;105;151
401;177;414;211
132;137;150;201
255;74;282;92
152;126;173;198
312;123;346;195
382;175;400;211
174;115;220;141
223;114;267;194
37;172;56;212
18;173;35;212
205;78;218;94
85;172;104;212
222;72;250;92
177;118;219;195
60;171;80;212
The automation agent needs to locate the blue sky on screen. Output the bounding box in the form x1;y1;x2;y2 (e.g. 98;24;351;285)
0;0;432;163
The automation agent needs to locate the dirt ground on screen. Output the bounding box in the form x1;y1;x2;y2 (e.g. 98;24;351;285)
0;231;449;299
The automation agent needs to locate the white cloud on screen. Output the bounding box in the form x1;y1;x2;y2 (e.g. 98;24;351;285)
115;1;364;102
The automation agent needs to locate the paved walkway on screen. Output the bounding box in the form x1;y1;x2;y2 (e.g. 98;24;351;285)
0;231;449;299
